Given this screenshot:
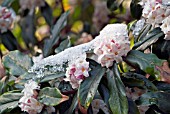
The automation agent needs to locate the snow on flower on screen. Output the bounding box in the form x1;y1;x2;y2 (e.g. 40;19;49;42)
64;58;89;89
142;0;170;26
19;80;44;114
0;6;13;33
19;0;45;10
94;24;130;68
160;16;170;40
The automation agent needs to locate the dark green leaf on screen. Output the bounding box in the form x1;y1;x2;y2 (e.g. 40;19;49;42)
40;73;65;83
2;50;33;76
38;87;69;106
128;98;140;114
1;0;15;7
40;2;53;26
124;50;165;77
127;20;137;31
55;38;71;54
20;10;37;47
107;0;124;11
107;63;128;114
64;93;78;114
136;92;170;113
0;91;22;113
133;27;164;50
123;72;157;91
0;30;18;51
130;0;143;19
155;82;170;93
43;11;69;57
78;61;106;109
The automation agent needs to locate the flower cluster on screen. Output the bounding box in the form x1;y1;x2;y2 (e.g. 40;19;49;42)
141;0;170;40
0;7;13;33
64;58;89;89
94;24;130;68
19;0;45;10
19;80;44;114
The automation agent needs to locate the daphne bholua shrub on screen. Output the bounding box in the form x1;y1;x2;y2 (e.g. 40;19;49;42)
1;0;170;114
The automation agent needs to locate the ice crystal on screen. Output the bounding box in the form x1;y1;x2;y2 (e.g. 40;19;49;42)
29;24;128;78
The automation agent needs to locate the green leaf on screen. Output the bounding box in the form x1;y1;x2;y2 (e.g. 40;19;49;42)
40;2;53;26
155;82;170;93
123;72;158;91
124;50;165;77
0;30;18;51
55;37;71;54
0;91;22;113
2;50;33;76
130;0;143;19
40;73;65;83
128;98;140;114
1;0;15;7
38;87;69;106
107;0;124;11
107;63;128;114
133;27;164;51
20;10;37;47
43;11;69;57
78;60;106;109
64;93;78;114
127;20;137;31
136;92;170;113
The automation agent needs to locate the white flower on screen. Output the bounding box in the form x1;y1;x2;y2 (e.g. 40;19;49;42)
133;19;145;37
93;24;130;68
19;96;44;114
0;7;13;33
19;80;43;114
160;16;170;40
64;58;89;89
22;80;40;97
19;0;45;10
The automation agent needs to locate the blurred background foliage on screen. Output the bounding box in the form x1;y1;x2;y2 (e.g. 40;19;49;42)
0;0;133;57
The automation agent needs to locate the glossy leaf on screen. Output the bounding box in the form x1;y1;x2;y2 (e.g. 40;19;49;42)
78;60;106;110
40;73;65;83
38;87;69;106
124;50;165;77
0;91;22;113
107;0;124;11
107;63;128;114
0;31;18;51
40;2;53;26
123;72;157;91
2;50;33;76
55;37;71;54
43;11;69;57
133;27;164;50
136;92;170;113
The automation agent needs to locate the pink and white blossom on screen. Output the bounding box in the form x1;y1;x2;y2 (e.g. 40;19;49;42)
160;16;170;40
19;80;44;114
64;58;89;89
93;24;130;68
0;7;13;33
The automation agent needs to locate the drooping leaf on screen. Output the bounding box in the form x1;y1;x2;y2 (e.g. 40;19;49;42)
124;50;165;78
43;11;69;57
130;0;143;19
123;72;158;91
40;2;53;26
78;60;106;111
38;87;69;106
55;37;71;54
107;0;124;11
2;50;33;76
133;27;164;51
136;92;170;113
107;63;128;114
0;91;22;113
0;30;18;51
